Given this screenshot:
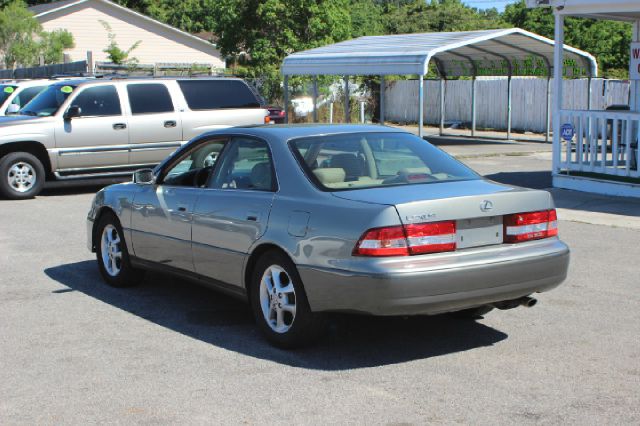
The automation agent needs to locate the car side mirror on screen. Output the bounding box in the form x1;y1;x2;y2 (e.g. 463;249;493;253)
64;105;81;120
133;168;155;185
6;103;19;114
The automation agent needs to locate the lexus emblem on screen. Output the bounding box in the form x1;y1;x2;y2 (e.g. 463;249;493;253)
480;200;493;212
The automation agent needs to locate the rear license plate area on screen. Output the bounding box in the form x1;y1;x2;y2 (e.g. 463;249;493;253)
456;216;503;249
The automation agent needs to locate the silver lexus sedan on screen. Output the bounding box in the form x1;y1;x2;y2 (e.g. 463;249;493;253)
87;125;570;347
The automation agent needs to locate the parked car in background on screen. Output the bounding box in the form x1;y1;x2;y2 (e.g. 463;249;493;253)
267;105;285;124
86;125;570;348
0;80;51;116
0;77;269;199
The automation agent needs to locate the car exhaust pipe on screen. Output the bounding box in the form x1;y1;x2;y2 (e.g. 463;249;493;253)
492;296;537;310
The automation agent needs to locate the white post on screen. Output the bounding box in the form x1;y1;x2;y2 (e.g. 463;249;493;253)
439;78;445;136
418;75;424;138
380;75;385;124
552;12;565;175
329;102;334;124
312;76;318;123
546;76;552;143
344;76;350;123
471;76;477;137
360;101;365;123
632;20;640;113
507;75;513;141
284;75;289;124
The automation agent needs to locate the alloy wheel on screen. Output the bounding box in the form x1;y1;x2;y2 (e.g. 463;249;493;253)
7;162;36;193
259;265;297;333
101;224;123;277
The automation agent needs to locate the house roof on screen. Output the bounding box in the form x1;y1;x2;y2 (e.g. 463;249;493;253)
28;0;218;51
282;28;597;78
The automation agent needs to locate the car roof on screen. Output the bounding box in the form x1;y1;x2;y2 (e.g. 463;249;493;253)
198;124;408;142
46;76;248;88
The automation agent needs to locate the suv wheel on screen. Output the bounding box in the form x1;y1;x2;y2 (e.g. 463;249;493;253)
0;152;45;199
250;251;326;348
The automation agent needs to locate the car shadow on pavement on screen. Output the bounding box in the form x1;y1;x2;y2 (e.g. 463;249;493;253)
45;260;508;370
484;171;552;190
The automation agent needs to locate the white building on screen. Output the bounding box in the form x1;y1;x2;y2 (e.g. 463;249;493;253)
30;0;225;70
527;0;640;197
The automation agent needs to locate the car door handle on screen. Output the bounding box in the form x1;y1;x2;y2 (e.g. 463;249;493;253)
177;206;187;212
113;123;127;130
247;215;258;221
164;120;177;128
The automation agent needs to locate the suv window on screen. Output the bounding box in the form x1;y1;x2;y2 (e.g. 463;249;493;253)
212;138;275;191
72;85;121;117
177;80;261;110
127;83;174;115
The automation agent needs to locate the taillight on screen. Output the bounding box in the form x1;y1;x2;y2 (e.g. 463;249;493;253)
405;221;456;254
354;221;456;257
504;209;558;243
354;225;408;257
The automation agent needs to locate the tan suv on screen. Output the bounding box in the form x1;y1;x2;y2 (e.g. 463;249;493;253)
0;77;269;199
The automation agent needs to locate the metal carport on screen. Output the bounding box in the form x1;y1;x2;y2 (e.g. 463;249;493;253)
281;28;597;140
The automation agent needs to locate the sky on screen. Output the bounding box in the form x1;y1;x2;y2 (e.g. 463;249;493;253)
463;0;518;12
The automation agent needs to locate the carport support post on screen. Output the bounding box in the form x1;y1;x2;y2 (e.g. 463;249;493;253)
344;75;350;123
552;13;565;174
439;78;445;136
380;75;385;124
587;76;592;110
418;74;424;138
471;76;477;137
507;75;513;141
546;76;552;143
312;76;318;123
284;75;289;124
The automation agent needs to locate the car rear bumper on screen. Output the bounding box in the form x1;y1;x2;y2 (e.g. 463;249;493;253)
298;239;570;316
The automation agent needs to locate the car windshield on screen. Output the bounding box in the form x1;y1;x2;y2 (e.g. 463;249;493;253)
0;85;18;106
290;132;479;191
20;84;76;117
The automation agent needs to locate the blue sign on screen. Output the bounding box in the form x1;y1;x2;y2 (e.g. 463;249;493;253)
561;123;575;141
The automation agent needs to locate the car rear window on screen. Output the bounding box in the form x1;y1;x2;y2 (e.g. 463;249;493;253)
177;80;261;110
127;83;174;114
290;132;479;191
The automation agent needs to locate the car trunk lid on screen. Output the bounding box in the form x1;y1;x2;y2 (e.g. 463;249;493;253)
333;179;553;250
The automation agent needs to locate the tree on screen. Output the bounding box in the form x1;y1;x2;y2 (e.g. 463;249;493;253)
0;0;74;68
503;0;632;78
211;0;353;100
100;20;141;65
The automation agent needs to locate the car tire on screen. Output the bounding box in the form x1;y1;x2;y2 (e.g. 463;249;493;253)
0;152;46;199
453;305;494;319
95;211;145;287
250;251;326;348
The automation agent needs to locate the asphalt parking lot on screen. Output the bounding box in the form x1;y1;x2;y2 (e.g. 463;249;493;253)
1;145;639;424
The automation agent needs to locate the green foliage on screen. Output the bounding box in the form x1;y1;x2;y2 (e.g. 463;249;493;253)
0;1;74;68
21;0;636;90
503;0;632;78
210;0;353;100
100;20;141;65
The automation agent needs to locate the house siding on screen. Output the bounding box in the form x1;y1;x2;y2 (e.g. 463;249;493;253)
37;0;224;68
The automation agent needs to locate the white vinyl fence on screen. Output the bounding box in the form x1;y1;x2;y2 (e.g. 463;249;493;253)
384;78;630;133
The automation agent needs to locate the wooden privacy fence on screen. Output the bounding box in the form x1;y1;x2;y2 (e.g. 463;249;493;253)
0;61;88;79
384;78;630;134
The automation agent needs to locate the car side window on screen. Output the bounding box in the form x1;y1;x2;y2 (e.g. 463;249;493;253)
12;86;46;109
70;85;121;117
127;83;174;115
211;138;275;191
162;139;226;187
